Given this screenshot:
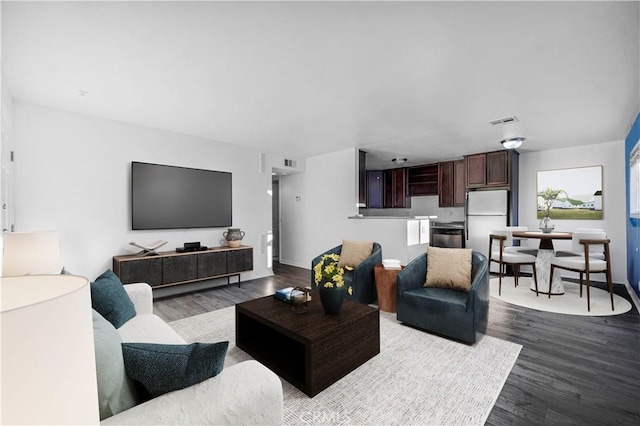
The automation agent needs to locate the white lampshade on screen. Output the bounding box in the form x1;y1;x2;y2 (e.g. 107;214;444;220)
2;231;62;276
0;274;99;425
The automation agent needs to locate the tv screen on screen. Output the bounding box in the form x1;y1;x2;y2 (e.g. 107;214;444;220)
131;162;232;230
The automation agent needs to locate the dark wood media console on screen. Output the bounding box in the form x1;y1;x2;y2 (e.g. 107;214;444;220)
113;245;253;289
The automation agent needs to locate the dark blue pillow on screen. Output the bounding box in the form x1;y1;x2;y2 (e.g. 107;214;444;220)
91;270;136;328
121;342;229;397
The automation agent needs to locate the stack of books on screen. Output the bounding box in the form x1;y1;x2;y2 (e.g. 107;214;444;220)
274;287;305;303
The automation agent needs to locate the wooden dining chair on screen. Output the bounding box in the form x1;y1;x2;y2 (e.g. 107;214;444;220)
489;231;539;296
549;231;613;312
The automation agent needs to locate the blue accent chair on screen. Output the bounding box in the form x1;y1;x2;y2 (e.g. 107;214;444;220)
396;251;489;343
311;242;382;304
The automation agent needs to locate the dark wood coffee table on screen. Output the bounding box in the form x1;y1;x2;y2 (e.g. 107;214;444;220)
236;294;380;397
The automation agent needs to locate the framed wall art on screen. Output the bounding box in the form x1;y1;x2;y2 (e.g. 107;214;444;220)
536;165;603;220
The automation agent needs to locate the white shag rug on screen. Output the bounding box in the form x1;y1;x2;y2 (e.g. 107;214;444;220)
490;277;632;316
169;306;521;425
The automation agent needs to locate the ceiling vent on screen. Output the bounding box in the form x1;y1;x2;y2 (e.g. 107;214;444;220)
489;116;519;127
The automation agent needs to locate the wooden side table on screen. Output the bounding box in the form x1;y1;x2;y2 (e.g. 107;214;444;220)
374;265;404;313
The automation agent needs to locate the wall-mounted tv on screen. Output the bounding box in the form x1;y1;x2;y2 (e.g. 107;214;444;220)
131;161;232;230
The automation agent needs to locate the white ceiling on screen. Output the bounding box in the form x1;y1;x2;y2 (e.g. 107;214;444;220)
2;1;639;169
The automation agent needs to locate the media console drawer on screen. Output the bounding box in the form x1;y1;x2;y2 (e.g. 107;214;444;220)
113;246;253;289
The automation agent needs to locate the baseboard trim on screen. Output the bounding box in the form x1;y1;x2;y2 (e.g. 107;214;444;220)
624;281;640;314
278;258;310;270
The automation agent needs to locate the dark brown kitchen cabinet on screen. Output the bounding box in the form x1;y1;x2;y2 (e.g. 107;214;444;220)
366;170;383;208
465;150;512;189
438;160;465;207
407;164;438;196
438;161;454;207
453;160;465;206
384;168;410;208
358;150;367;206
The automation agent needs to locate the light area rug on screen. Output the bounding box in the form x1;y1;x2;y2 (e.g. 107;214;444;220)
490;277;632;316
169;306;522;425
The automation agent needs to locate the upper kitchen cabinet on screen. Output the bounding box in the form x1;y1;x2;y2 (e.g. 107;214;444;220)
438;160;465;207
358;150;367;207
384;168;410;208
366;170;384;208
465;150;516;189
453;160;466;206
407;163;438;196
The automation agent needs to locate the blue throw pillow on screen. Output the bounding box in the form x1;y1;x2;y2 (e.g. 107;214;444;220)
91;270;136;328
121;342;229;398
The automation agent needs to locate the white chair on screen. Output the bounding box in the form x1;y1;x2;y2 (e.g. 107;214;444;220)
489;230;539;296
504;226;536;254
556;229;606;260
549;231;613;312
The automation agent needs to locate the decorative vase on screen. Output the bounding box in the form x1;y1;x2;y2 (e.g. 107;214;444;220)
223;228;245;248
539;215;554;233
319;285;346;315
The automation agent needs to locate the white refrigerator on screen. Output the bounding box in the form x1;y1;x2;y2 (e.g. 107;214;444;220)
465;189;509;272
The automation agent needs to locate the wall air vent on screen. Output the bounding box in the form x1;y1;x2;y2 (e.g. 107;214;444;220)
259;153;266;173
284;159;296;168
489;116;519;126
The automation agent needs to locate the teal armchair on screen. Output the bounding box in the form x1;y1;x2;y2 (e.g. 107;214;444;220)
396;251;489;343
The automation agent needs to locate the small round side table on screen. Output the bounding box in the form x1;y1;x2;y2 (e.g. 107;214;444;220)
374;264;404;313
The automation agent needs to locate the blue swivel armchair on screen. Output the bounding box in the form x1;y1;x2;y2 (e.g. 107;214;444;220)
311;242;382;304
396;251;489;343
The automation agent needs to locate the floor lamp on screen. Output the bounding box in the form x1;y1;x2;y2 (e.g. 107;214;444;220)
0;274;99;424
2;231;62;276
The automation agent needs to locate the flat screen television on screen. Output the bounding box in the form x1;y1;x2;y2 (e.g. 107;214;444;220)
131;161;232;230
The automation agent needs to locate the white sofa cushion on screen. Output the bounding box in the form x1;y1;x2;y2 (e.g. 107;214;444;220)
93;310;140;420
102;360;284;425
118;314;186;344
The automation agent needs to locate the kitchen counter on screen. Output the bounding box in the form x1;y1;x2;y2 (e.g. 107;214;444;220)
348;215;438;220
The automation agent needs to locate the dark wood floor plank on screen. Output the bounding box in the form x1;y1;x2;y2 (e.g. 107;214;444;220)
153;263;640;425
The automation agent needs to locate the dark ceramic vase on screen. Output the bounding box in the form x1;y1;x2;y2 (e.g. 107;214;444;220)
319;285;346;315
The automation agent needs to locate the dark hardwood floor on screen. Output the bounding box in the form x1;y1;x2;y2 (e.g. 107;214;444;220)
153;262;640;425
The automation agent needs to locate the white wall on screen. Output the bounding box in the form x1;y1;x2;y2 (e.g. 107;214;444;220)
12;102;274;283
519;140;627;283
279;148;416;269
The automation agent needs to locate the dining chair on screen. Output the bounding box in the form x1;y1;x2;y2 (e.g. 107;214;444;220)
504;226;537;255
556;228;606;260
489;230;539;296
549;231;613;311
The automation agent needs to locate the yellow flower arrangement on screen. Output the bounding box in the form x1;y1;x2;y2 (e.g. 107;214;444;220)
313;253;353;295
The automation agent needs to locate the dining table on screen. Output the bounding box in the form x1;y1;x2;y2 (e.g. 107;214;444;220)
512;231;573;295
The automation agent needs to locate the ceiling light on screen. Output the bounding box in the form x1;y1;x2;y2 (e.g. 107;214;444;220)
501;137;525;150
494;118;525;150
392;157;407;165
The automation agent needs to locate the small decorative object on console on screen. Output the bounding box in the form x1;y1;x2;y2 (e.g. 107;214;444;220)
223;228;245;248
129;240;167;256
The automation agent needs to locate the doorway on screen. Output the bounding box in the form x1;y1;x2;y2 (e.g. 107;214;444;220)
271;179;280;262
